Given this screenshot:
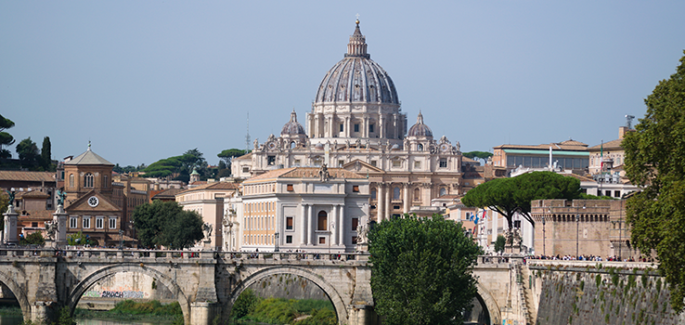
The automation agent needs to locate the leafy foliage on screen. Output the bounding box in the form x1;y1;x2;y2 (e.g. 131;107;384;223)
495;235;506;253
133;200;204;249
40;136;53;171
0;114;15;159
231;289;260;320
462;151;493;160
67;231;97;246
20;232;44;246
142;149;207;183
218;148;247;161
462;171;581;231
623;51;685;312
16;137;40;170
369;214;482;325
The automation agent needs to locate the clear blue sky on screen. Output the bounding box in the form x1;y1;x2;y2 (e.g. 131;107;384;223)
2;1;684;166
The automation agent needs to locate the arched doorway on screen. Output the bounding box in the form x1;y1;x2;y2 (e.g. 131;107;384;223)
226;266;348;324
475;282;501;325
0;271;30;322
67;265;191;324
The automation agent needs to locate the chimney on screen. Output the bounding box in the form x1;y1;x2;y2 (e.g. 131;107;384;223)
619;126;629;139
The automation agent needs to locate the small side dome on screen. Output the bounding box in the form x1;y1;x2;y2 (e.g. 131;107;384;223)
281;110;306;135
407;112;433;138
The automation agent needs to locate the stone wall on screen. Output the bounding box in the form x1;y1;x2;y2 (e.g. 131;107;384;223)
531;264;685;325
81;271;176;301
249;274;328;300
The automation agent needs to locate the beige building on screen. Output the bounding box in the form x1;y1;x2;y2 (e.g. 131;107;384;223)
492;139;589;173
232;21;469;222
531;199;639;259
588;126;633;175
224;167;369;253
175;181;239;249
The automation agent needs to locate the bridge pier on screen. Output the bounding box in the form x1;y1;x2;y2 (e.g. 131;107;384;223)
190;302;220;325
29;301;56;324
347;305;378;325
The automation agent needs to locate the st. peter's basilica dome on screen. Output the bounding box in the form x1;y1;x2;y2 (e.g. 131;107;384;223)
314;20;399;105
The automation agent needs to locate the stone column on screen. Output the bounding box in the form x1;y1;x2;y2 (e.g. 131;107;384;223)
379;116;385;138
338;205;345;247
385;184;391;220
53;205;68;248
377;184;385;222
3;205;18;244
403;183;410;214
301;204;307;245
307;205;313;245
331;205;338;246
346;117;351;138
363;117;369;138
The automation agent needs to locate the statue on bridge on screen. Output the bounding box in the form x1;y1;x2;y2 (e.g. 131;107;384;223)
56;188;66;207
357;212;370;245
5;189;14;207
203;222;213;243
45;221;58;241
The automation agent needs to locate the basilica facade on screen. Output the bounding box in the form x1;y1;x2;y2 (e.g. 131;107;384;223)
232;20;465;223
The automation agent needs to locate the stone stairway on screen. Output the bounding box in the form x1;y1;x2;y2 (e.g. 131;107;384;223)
520;264;537;324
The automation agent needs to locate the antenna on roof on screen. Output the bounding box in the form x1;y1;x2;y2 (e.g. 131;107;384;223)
245;112;251;153
625;115;635;129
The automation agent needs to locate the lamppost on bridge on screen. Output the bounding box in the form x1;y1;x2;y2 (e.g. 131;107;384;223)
119;229;124;250
575;204;586;259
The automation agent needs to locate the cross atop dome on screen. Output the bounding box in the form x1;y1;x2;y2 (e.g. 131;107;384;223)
346;19;369;59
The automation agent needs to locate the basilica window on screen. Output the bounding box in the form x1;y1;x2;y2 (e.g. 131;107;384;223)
353;185;360;193
267;156;276;165
414;188;420;201
340;124;344;132
286;217;293;230
439;187;447;196
242;167;249;173
317;211;328;231
354;124;360;133
294;159;301;166
84;173;94;188
414;161;421;169
371;160;377;167
393;187;400;200
352;218;359;231
369;124;374;133
370;188;376;199
417;144;423;151
439;158;447;168
291;142;296;149
392;160;401;168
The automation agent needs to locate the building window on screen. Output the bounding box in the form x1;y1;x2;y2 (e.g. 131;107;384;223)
393;187;400;200
317;211;328;231
70;217;77;228
294;159;301;166
242;167;250;173
614;190;621;198
352;236;358;244
439;187;447;196
414;161;421;169
354;124;360;132
338;160;344;167
286;235;293;244
439;158;447;168
369;124;374;133
340;124;344;132
69;174;74;188
83;216;91;229
371;160;377;167
109;217;117;229
417;144;423;151
392;160;401;167
286;217;293;230
96;217;104;229
352;218;359;231
287;184;294;191
414;188;420;201
32;222;38;228
319;237;326;244
267;156;276;165
371;189;376;199
103;175;108;188
353;185;359;193
84;173;94;188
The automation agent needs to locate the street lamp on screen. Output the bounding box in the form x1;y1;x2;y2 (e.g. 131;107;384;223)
274;232;280;252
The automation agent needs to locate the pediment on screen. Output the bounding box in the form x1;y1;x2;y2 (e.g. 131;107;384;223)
342;159;385;174
66;190;122;213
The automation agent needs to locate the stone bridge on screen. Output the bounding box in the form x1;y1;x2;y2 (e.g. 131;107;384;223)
0;248;519;325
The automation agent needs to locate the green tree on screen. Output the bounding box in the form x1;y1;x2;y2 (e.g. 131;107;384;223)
67;231;88;246
218;148;247;163
20;232;45;246
0;114;15;159
494;235;506;254
41;136;53;171
142;149;207;182
462;151;493;160
622;51;685;312
16;137;40;170
232;289;261;320
369;214;482;325
133;200;204;249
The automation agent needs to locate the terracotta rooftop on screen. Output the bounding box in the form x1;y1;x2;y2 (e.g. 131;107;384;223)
589;139;623;151
246;167;366;183
16;191;50;199
233;152;253;161
0;171;55;182
18;210;54;220
151;188;184;199
65;148;114;166
178;182;240;194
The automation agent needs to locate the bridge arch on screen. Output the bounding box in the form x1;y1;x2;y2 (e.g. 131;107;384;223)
476;282;501;325
67;264;191;324
228;266;349;324
0;270;31;322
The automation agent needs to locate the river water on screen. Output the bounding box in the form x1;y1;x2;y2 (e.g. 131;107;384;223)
0;314;159;325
